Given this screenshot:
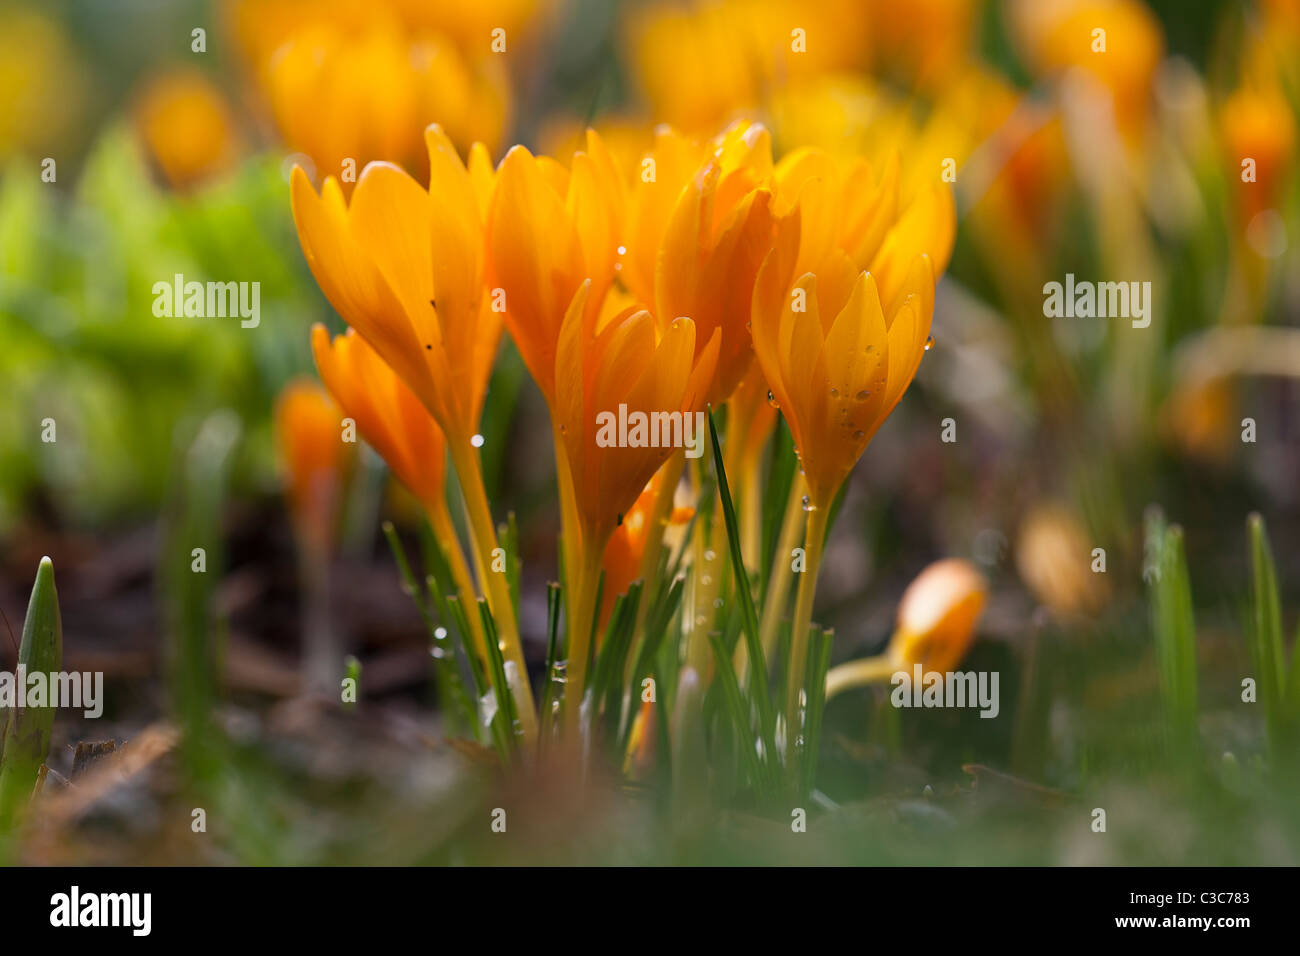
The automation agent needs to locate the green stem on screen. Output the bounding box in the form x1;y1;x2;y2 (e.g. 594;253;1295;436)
426;501;488;666
786;501;827;755
449;439;537;742
564;545;605;734
824;653;899;702
756;473;807;675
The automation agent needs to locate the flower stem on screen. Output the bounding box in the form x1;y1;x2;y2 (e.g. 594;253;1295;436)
785;500;827;755
426;500;488;666
449;439;537;742
824;653;899;701
626;451;685;682
563;544;604;734
756;473;807;673
684;459;723;678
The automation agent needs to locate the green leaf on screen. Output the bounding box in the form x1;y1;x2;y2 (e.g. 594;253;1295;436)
800;626;834;801
1147;515;1198;763
707;408;776;772
0;556;64;830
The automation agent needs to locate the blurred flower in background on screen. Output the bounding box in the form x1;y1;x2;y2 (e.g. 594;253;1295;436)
0;5;88;159
275;379;351;554
133;69;242;190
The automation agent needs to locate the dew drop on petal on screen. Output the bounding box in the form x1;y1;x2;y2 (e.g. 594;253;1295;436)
853;429;865;440
924;335;935;352
856;389;869;401
801;495;814;512
471;433;485;448
767;390;779;408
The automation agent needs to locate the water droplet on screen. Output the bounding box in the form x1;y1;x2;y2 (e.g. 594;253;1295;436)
924;334;934;352
551;661;568;684
701;575;712;586
853;429;865;440
616;245;627;256
704;549;716;562
429;646;447;660
830;387;839;398
767;390;779;408
434;626;447;640
694;614;706;626
471;433;485;448
559;424;567;434
713;597;724;609
855;389;869;401
801;495;815;512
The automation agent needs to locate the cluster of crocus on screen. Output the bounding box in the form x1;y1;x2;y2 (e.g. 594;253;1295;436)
289;112;953;775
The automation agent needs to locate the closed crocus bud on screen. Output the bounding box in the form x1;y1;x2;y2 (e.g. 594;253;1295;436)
1015;504;1109;616
889;558;987;674
825;558;986;700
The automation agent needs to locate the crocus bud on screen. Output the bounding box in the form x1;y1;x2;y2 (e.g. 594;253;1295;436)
889;558;987;673
825;558;987;700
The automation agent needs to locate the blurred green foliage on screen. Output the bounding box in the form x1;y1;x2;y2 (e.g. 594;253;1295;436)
0;130;323;531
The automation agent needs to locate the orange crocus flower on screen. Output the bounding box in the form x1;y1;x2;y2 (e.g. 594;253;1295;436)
752;251;936;739
312;326;489;662
752;255;935;512
312;325;447;510
486;130;625;405
291;126;500;445
623;121;780;406
550;281;701;712
598;472;693;633
291;125;537;738
774;146;954;317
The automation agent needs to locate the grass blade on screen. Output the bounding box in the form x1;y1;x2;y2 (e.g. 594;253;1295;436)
707;408;776;771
